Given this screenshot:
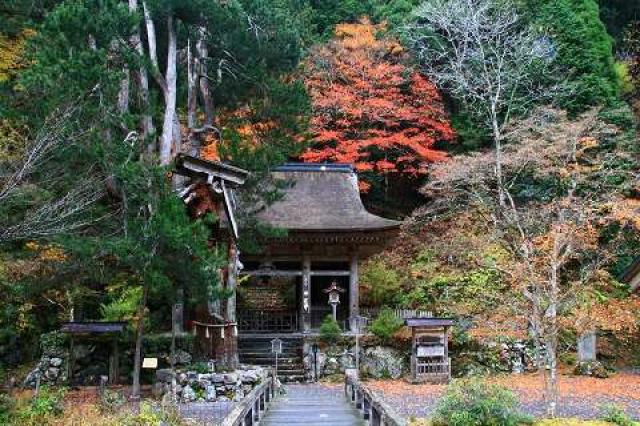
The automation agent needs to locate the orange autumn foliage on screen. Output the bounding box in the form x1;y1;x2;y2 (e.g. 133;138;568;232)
302;19;454;188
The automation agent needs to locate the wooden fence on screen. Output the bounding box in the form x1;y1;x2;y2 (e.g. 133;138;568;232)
360;308;433;320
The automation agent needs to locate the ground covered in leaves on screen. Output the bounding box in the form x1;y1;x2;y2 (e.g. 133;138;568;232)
366;372;640;421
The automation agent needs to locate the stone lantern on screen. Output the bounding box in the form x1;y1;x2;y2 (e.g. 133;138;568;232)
323;281;345;322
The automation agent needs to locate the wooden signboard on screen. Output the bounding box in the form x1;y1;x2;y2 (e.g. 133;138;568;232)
142;357;158;369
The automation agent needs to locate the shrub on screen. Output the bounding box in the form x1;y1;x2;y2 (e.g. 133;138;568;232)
0;393;14;423
599;403;638;426
14;386;66;425
360;258;401;306
319;315;341;345
369;307;403;343
143;334;195;358
535;420;612;426
574;361;610;379
117;401;183;426
100;389;125;414
432;378;532;426
39;331;67;356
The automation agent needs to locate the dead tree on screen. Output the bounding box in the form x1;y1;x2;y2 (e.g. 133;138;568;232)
407;0;553;206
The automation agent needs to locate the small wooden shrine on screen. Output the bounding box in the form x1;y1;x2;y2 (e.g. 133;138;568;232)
405;317;454;383
238;163;401;334
60;321;126;385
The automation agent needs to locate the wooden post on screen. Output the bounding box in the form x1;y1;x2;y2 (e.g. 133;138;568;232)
226;241;239;367
349;251;359;332
68;335;75;386
109;337;119;385
301;255;311;332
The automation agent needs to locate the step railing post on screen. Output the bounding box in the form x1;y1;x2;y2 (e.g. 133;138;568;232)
363;396;371;420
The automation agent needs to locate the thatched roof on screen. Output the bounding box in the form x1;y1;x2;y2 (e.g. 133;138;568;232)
256;163;401;232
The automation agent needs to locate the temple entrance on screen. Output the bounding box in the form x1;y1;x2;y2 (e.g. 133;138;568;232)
310;275;350;330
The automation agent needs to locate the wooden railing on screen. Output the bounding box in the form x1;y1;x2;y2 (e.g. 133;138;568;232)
344;370;406;426
237;309;298;333
221;371;277;426
412;357;451;383
416;358;451;376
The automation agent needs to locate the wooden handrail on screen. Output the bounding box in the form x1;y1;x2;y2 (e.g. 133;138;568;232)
344;370;406;426
221;370;276;426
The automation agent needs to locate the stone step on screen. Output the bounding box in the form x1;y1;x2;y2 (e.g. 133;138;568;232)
239;356;301;363
238;337;305;382
238;351;301;356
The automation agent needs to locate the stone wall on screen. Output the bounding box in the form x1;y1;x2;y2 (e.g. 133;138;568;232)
302;340;408;381
154;366;269;403
23;332;68;388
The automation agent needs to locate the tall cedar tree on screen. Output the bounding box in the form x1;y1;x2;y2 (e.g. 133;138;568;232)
302;20;454;192
521;0;619;112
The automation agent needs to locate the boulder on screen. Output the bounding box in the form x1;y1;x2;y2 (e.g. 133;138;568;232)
360;346;406;379
182;385;196;402
156;368;173;383
240;370;258;384
223;372;238;384
205;385;217;402
72;344;93;360
45;367;60;381
323;357;341;376
50;357;63;368
178;372;188;385
172;349;192;366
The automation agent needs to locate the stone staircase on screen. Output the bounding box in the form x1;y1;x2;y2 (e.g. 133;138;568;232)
238;336;305;382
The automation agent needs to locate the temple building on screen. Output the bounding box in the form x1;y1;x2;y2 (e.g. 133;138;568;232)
174;158;401;374
237;163;401;335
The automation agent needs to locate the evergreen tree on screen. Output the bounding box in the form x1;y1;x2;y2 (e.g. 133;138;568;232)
522;0;620;112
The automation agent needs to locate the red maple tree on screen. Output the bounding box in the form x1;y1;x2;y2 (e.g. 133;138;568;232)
302;19;454;191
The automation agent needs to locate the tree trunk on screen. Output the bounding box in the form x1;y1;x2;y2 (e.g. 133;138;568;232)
159;15;178;165
131;284;149;399
196;26;214;127
129;0;155;150
544;232;561;418
187;38;200;157
491;109;506;207
117;66;130;115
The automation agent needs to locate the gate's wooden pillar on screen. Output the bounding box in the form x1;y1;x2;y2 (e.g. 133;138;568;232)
226;241;239;367
349;251;359;332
